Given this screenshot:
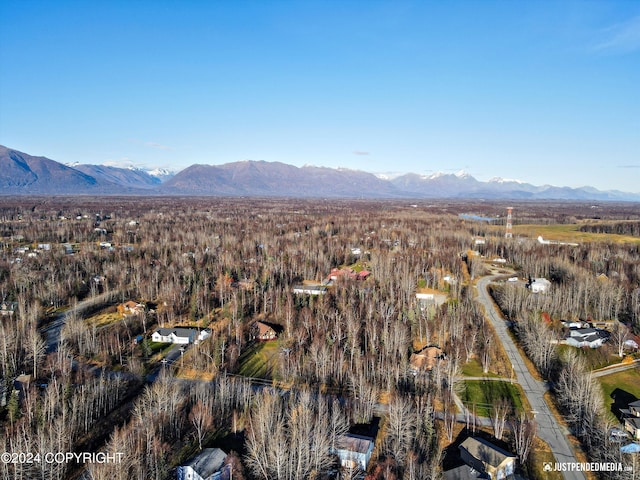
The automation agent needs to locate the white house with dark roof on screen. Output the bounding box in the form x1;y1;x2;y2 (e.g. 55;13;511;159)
152;328;210;345
176;448;228;480
331;433;375;471
562;328;609;348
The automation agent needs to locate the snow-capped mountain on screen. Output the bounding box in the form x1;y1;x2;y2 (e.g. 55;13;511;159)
2;145;638;200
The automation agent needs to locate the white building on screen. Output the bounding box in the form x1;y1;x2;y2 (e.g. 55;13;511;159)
529;278;551;293
152;328;210;345
293;284;327;295
563;328;609;348
331;434;375;471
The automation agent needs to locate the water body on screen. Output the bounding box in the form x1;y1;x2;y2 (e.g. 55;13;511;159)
459;213;497;222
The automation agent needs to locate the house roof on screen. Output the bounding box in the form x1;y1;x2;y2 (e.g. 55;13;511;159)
155;327;196;339
628;399;640;409
336;434;374;454
460;437;516;468
255;321;276;337
625;417;640;429
410;347;444;372
182;448;227;477
443;465;485;480
565;328;609;342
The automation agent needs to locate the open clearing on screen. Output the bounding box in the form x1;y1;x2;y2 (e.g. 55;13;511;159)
507;223;640;245
459;380;526;417
597;367;640;422
238;341;281;379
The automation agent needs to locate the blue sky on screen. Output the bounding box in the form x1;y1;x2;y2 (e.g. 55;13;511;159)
1;0;638;192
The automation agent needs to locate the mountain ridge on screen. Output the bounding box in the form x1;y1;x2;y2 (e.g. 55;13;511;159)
0;145;637;201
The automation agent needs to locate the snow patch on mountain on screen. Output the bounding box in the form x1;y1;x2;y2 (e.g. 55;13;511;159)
489;177;525;184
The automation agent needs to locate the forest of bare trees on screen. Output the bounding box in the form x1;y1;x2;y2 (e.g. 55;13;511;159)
0;197;638;479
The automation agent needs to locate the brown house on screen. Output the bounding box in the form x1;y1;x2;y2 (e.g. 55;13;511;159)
251;321;278;341
409;346;445;375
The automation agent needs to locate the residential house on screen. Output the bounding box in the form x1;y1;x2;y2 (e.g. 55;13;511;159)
152;328;210;345
561;320;587;329
326;267;370;283
331;434;375;471
562;328;609;349
624;417;640;440
293;284;327;295
251;321;278;341
117;301;145;316
1;301;17;317
622;400;640;440
624;336;640;351
528;278;551;293
409;346;445;375
416;290;448;310
443;464;485;480
176;448;229;480
458;437;516;480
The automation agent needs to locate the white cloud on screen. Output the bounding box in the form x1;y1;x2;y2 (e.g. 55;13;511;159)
594;15;640;54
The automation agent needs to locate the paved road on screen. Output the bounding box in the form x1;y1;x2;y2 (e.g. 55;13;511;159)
591;359;640;378
40;291;122;352
476;275;586;480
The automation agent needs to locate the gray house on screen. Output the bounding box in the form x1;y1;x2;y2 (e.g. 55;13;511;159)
176;448;228;480
459;437;516;480
622;400;640;440
563;328;609;348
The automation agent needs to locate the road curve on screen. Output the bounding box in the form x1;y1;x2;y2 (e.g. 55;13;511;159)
475;275;586;480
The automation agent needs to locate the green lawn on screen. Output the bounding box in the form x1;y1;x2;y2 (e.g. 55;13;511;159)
597;367;640;422
148;341;174;354
460;358;503;378
238;341;281;379
460;380;526;417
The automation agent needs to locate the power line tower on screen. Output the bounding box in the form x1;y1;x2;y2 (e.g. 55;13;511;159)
505;207;513;238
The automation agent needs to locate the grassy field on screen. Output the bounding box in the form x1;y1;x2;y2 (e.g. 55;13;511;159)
526;438;563;480
460;358;502;378
504;223;640;245
86;311;122;327
597;367;640;422
238;341;281;379
459;380;526;417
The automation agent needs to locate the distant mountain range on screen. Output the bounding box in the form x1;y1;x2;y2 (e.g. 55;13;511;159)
1;145;638;201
